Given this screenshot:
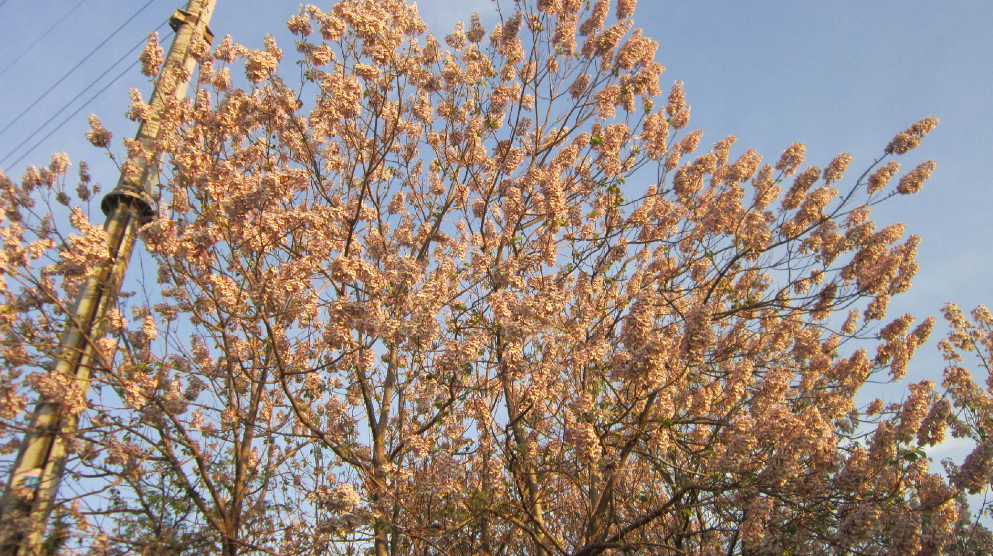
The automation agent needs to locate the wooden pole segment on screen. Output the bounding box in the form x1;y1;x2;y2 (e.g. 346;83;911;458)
0;2;216;553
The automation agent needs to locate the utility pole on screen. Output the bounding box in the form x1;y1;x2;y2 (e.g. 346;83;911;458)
0;1;216;553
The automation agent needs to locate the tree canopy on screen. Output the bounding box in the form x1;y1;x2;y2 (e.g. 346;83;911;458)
2;0;992;554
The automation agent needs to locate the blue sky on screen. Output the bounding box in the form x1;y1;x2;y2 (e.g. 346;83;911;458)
0;0;990;391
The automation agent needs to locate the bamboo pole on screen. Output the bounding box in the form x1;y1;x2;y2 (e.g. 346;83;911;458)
0;2;216;553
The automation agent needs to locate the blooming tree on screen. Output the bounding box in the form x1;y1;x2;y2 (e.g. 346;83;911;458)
1;0;992;554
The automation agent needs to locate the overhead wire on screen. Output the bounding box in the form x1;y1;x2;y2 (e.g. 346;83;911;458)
0;0;162;141
2;60;143;171
0;21;173;169
0;0;88;78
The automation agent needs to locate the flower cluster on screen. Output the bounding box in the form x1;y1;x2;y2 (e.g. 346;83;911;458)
138;31;164;77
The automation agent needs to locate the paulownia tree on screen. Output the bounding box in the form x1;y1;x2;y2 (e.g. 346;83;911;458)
1;0;992;554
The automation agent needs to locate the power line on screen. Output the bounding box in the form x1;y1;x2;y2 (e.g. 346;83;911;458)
2;61;142;171
0;25;174;170
0;0;87;79
0;0;162;141
0;23;169;167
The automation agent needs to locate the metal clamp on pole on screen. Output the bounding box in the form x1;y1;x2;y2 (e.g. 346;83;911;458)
100;186;157;224
171;7;215;44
